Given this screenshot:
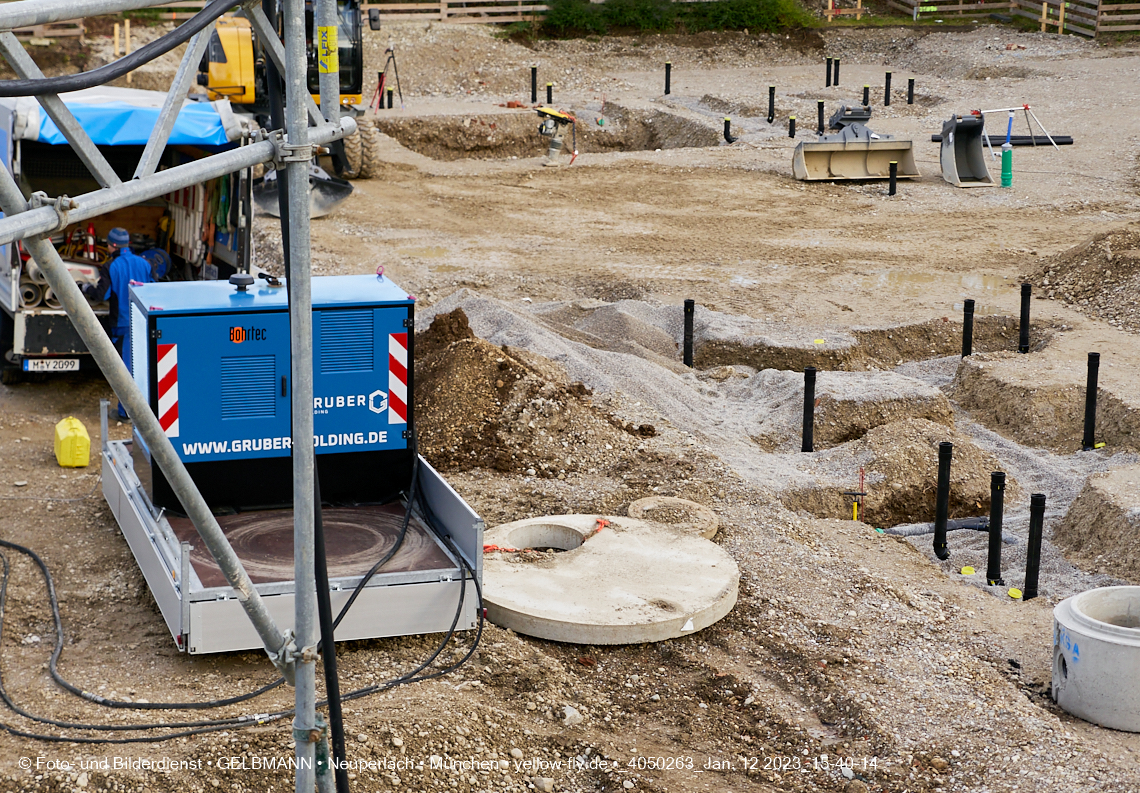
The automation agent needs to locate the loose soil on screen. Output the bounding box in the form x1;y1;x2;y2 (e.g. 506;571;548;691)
4;18;1140;793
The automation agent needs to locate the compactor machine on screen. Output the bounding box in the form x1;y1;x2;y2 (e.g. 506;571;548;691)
792;106;919;182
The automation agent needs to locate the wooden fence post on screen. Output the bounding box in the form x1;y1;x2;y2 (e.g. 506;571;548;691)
1058;0;1066;31
1041;1;1048;31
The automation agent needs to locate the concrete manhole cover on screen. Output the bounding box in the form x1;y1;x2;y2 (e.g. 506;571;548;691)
482;514;738;644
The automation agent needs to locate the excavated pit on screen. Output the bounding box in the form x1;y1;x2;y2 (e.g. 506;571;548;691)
1053;464;1140;584
951;352;1140;455
372;104;720;161
781;418;1021;528
696;314;1047;373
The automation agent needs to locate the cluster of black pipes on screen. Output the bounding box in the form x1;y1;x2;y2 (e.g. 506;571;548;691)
529;66;554;105
680;286;1105;601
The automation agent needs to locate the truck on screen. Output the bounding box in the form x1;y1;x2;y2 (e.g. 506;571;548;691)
0;86;255;383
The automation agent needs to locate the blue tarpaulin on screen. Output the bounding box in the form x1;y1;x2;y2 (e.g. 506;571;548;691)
35;100;231;147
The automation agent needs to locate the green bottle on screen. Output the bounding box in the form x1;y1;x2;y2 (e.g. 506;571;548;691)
1001;143;1013;188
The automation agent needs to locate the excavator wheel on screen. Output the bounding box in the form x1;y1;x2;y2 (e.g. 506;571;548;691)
341;130;363;179
357;122;381;180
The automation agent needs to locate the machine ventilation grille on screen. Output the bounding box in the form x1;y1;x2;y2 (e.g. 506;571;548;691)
220;356;277;420
320;310;374;373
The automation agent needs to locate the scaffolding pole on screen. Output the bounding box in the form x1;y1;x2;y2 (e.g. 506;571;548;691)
0;3;353;788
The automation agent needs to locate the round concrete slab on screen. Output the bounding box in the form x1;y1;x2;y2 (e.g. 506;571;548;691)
483;514;738;644
627;496;719;539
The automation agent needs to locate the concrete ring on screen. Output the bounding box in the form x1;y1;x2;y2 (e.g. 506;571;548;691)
627;496;719;539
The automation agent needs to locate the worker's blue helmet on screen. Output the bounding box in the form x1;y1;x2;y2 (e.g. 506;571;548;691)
107;227;130;247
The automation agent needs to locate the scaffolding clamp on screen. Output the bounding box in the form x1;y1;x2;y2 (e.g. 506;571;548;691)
28;192;77;234
266;628;298;684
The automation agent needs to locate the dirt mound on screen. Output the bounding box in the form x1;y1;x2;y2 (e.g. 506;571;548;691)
784;418;1021;527
414;309;645;476
1028;224;1140;334
1053;463;1140;584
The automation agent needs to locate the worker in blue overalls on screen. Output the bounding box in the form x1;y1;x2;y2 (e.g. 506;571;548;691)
82;227;152;418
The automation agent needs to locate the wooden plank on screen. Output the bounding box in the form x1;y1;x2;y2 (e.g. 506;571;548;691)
1098;2;1140;8
1096;21;1140;27
916;2;1013;11
1097;11;1140;18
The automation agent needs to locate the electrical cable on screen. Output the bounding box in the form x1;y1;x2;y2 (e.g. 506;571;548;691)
0;523;482;743
0;0;237;97
330;437;419;632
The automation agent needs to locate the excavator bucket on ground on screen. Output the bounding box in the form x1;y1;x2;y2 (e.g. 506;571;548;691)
792;106;919;182
253;164;354;219
939;113;994;187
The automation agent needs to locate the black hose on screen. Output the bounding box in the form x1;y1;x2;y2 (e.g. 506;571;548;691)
0;516;483;744
313;467;350;793
0;0;238;97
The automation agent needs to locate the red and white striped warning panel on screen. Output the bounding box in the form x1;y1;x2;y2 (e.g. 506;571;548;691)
156;343;179;438
388;333;408;425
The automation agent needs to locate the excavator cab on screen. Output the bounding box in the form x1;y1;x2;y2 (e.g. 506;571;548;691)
198;2;364;111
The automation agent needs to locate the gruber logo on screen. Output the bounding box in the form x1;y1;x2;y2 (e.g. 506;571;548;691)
230;326;267;343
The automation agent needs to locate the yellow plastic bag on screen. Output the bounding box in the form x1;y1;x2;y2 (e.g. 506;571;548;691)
54;416;90;468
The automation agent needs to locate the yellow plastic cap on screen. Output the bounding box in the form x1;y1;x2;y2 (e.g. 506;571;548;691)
960;566;976;575
54;416;90;468
1008;588;1023;600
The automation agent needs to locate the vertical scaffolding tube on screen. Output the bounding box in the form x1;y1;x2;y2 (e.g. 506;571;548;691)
283;0;318;785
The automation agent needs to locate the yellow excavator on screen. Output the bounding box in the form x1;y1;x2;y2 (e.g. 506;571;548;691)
198;2;381;216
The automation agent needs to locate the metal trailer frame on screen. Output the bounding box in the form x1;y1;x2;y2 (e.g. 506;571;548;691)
100;403;484;655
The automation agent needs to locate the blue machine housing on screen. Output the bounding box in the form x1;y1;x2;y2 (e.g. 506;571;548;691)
128;274;415;511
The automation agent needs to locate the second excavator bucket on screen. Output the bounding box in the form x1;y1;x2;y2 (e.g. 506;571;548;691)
792;105;920;182
940;113;994;188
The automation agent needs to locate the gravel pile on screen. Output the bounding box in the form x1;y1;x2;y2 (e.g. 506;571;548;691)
1029;224;1140;334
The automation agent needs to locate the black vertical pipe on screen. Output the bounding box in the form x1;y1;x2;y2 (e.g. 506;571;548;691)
665;62;671;95
1018;282;1032;353
531;66;537;103
962;299;975;357
933;442;952;560
802;367;816;453
546;82;553;104
987;472;1006;586
862;85;870;106
834;59;840;86
817;100;825;135
889;161;897;196
826;57;833;87
884;71;892;106
313;471;350;793
724;117;734;143
1023;493;1046;601
789;116;796;138
386;87;393;109
907;78;915;104
767;86;775;124
1083;352;1100;450
683;299;694;368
